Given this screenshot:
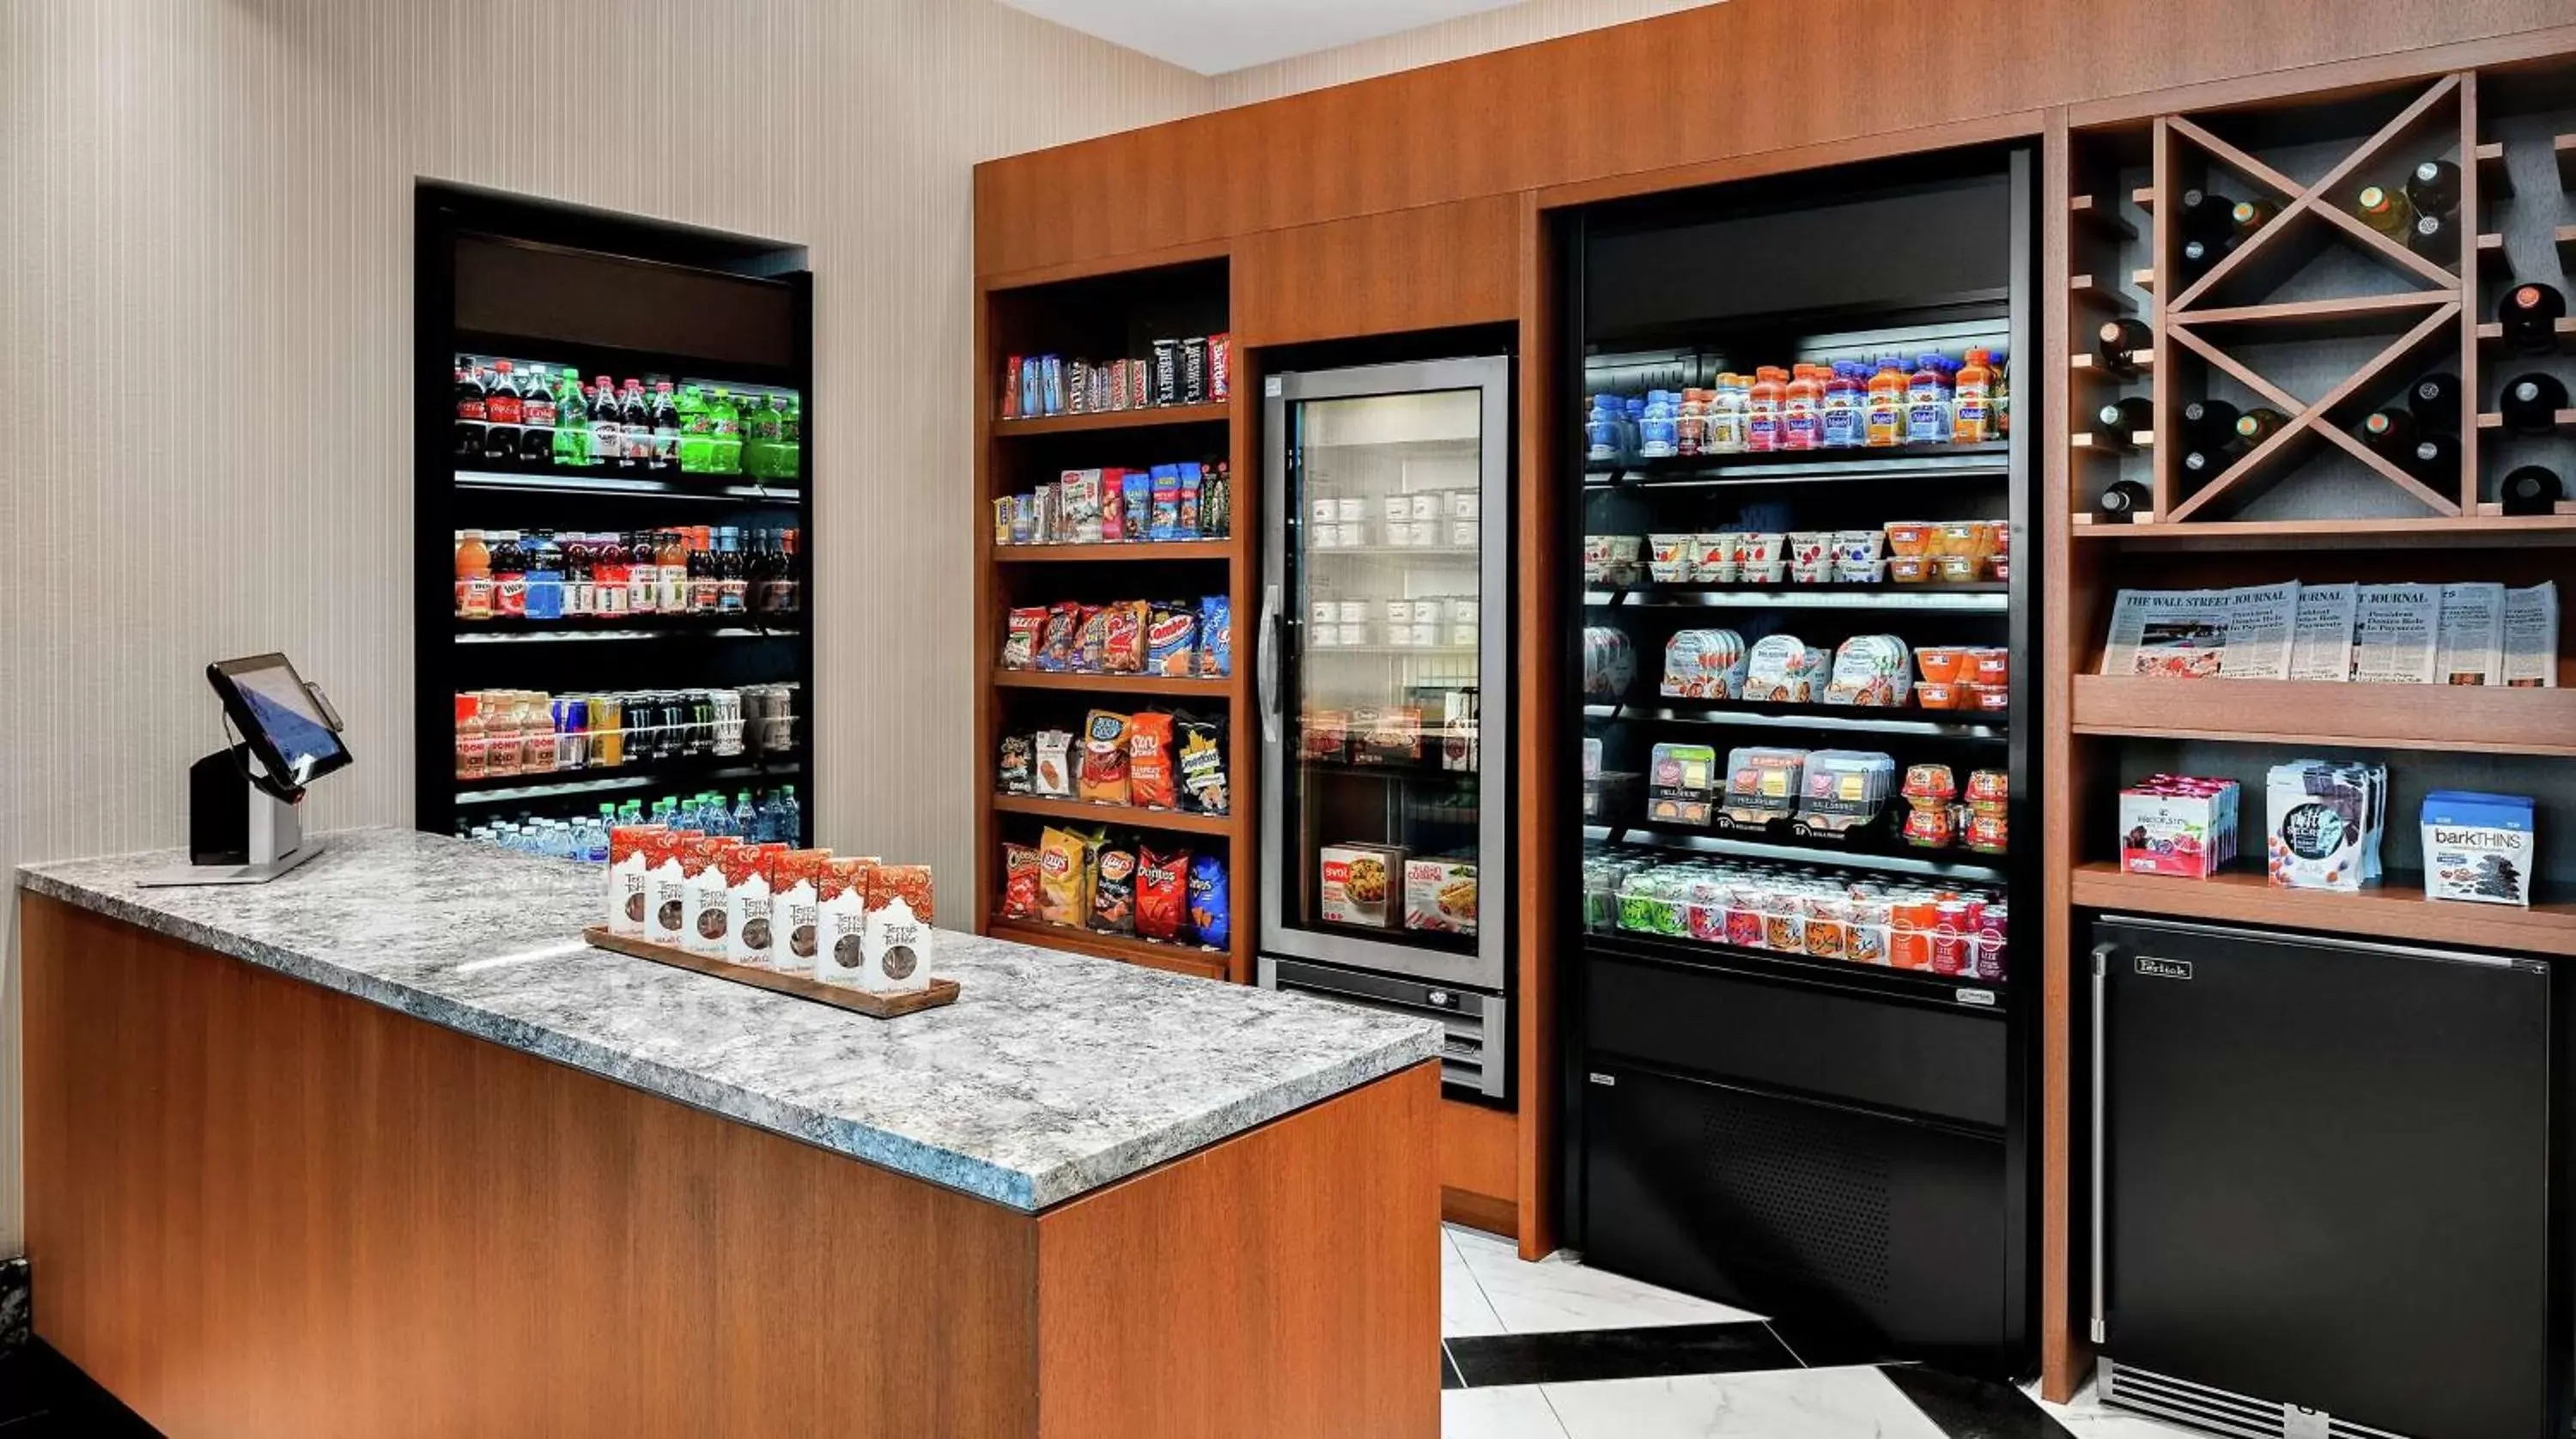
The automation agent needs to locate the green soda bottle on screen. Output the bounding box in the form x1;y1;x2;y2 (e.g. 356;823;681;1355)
745;392;783;478
778;393;801;480
708;388;743;476
552;372;591;468
675;386;708;474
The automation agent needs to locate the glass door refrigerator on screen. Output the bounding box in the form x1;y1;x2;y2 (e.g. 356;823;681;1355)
1257;358;1514;1099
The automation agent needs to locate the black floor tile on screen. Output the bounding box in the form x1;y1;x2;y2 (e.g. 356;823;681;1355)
1442;1343;1466;1391
0;1345;159;1437
1760;1314;1915;1369
1445;1321;1801;1388
1882;1363;2075;1439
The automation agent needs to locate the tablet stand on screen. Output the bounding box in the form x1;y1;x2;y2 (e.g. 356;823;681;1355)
136;745;326;887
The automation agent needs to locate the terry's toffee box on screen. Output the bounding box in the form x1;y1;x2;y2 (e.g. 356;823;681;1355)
772;849;832;970
683;837;744;956
644;830;708;948
723;842;787;965
606;824;663;937
814;859;875;987
861;865;939;993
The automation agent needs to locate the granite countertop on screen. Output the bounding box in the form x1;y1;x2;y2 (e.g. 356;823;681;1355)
18;828;1443;1211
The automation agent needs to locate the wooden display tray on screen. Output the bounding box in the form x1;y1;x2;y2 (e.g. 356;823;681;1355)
581;926;960;1019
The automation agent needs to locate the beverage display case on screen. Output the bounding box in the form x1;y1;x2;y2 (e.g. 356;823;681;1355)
1257;358;1515;1097
1557;145;2039;1374
415;186;815;854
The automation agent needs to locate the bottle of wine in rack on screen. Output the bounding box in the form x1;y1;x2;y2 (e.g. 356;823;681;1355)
2356;184;2415;240
2098;479;2154;521
2408;210;2458;264
2501;465;2565;515
2409;373;2462;429
2404;160;2460;218
2176;187;2235;243
2360;409;2417;457
2228;199;2278;242
2234;407;2289;446
2499;283;2568;355
2097;318;2153;373
2180;398;2240;445
2500;374;2571;433
2407;433;2463;480
2094;398;2154;444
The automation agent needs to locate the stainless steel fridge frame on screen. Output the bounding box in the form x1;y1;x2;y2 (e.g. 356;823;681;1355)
1258;356;1514;1001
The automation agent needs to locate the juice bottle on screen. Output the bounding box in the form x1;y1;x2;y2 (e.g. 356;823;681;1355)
454;529;492;620
1744;367;1788;452
1675;388;1709;457
453;695;487;780
490;531;527;619
1864;355;1906;447
1704;374;1747;454
1990;349;2011;440
689;525;721;614
658;530;690;616
484;693;522;779
628;530;661;615
1780;364;1826;451
1820;362;1864;448
1905;354;1953;446
1953;348;1995;444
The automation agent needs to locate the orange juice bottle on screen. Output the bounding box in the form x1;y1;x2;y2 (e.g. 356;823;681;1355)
1744;366;1788;452
454;530;493;620
1781;364;1826;451
1863;355;1906;447
1953;349;1995;444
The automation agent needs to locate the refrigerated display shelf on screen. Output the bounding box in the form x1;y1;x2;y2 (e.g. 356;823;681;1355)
455;467;801;503
1309;545;1480;559
1297;758;1480;782
456;622;797;644
1584;700;2007;741
1584;445;2012;489
991;792;1231;835
1585;823;2010;885
454;755;800;805
1309;645;1479;658
453;326;800;392
1586;929;2008;1010
1585;586;2009;611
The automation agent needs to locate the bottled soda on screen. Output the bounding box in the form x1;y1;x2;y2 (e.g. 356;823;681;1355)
553;373;591;468
778;393;801;479
518;363;556;466
677;386;711;474
484;361;522;464
745;392;783;478
650;381;680;472
708;388;743;475
589;376;622;470
620;379;651;471
455;362;488;459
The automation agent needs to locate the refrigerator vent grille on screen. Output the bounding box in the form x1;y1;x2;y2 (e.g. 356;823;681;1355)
1698;1102;1891;1298
2102;1360;2414;1439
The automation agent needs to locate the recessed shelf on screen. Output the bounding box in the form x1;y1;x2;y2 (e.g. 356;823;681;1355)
992;670;1230;696
2069;350;2153;375
454;469;801;503
2476;140;2512;201
455;622;796;644
1584;586;2008;612
1585;445;2011;488
2073;863;2576;959
2558;134;2576;194
985;918;1228;979
456;756;800;806
1587;931;2008;1010
2476;409;2576;436
2069;274;2136;313
991;792;1231;835
2072;674;2576;756
993;541;1230;562
1583;823;2010;885
2070;193;2137;242
990;401;1230;436
2477;318;2576;353
1309;545;1480;559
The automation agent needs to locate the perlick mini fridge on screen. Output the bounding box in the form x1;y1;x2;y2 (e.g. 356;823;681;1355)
1255;357;1515;1099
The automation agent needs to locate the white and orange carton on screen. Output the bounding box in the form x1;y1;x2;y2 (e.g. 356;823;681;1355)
722;842;787;966
643;830;707;948
770;850;832;971
862;865;939;993
814;858;875;987
606;824;664;938
683;837;744;956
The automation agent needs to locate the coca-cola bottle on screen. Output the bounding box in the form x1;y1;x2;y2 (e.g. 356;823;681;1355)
620;380;652;471
517;363;556;467
483;361;523;464
454;362;487;459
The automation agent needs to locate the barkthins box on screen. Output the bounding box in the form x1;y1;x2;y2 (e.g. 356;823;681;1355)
1319;843;1406;929
2421;791;2536;908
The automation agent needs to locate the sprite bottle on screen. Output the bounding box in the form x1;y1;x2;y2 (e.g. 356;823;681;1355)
552;372;590;468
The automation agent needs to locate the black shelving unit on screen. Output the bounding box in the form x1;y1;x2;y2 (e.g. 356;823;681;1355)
1556;143;2040;1379
415;185;815;846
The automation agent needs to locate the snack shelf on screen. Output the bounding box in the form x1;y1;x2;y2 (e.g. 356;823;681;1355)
454;468;801;503
1584;823;2010;885
991;792;1231;835
1584;700;2008;741
985;917;1230;979
990;670;1230;697
2072;675;2576;757
454;754;800;805
2072;862;2576;959
992;540;1230;562
1584;445;2010;489
456;624;795;644
1585;586;2010;612
989;401;1230;437
1588;929;2008;1011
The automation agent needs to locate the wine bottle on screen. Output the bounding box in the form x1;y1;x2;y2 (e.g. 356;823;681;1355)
2403;159;2460;218
2500;464;2565;516
2176;187;2235;243
2178;236;2228;281
2179;439;2245;483
2097;318;2154;373
2355;184;2415;240
2095;397;2154;444
2359;410;2417;456
2408;433;2463;480
2498;283;2568;355
2407;210;2458;265
2234;407;2290;446
2098;479;2154;522
2498;373;2572;434
2408;373;2463;431
2180;398;2241;444
2229;198;2279;242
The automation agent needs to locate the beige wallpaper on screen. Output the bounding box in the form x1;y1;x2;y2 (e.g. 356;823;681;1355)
0;0;1213;1255
1213;0;1722;106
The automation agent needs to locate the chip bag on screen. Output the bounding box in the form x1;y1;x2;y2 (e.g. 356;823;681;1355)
1002;607;1047;670
1199;595;1232;678
1188;853;1230;950
1091;837;1139;935
1101;600;1150;674
1000;842;1041;920
1136;845;1191;942
1129;712;1177;809
1036;602;1083;672
1036;827;1094;926
1177;713;1229;816
1074;604;1109;672
1145;602;1198;677
1078;710;1133;805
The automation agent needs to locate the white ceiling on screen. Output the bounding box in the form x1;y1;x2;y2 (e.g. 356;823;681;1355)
999;0;1534;75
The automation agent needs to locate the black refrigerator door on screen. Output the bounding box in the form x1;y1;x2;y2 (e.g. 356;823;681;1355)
2095;915;2555;1439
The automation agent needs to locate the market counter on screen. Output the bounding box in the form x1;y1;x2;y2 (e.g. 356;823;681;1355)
16;829;1443;1439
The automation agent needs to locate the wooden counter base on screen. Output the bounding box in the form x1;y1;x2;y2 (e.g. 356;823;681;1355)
20;896;1440;1439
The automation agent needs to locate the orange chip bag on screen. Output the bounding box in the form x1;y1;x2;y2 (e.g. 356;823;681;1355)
1000;842;1041;920
1078;710;1133;805
1129;712;1177;809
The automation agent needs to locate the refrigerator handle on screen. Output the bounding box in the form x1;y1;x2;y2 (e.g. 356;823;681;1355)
2089;941;2115;1347
1256;582;1283;744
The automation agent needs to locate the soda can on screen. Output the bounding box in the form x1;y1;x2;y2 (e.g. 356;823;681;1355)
1929;899;1977;976
1972;902;2008;982
1181;337;1209;405
1152;338;1180;406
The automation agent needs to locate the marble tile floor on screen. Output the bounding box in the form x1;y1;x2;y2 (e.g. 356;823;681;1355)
1438;1223;2210;1439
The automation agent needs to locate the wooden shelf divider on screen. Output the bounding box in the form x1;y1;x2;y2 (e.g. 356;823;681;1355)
2475;139;2512;200
2556;133;2576;192
991;792;1232;835
993;540;1232;563
2072;674;2576;756
2070;193;2137;242
2072;864;2576;959
988;401;1231;437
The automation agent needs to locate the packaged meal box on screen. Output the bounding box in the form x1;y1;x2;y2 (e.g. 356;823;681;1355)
1352;706;1424;767
1647;742;1719;827
1661;628;1748;701
860;865;937;991
1404;858;1479;936
1795;750;1897;838
1720;747;1810;829
1821;634;1913;707
1742;634;1827;703
813;857;874;986
1319;843;1406;929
